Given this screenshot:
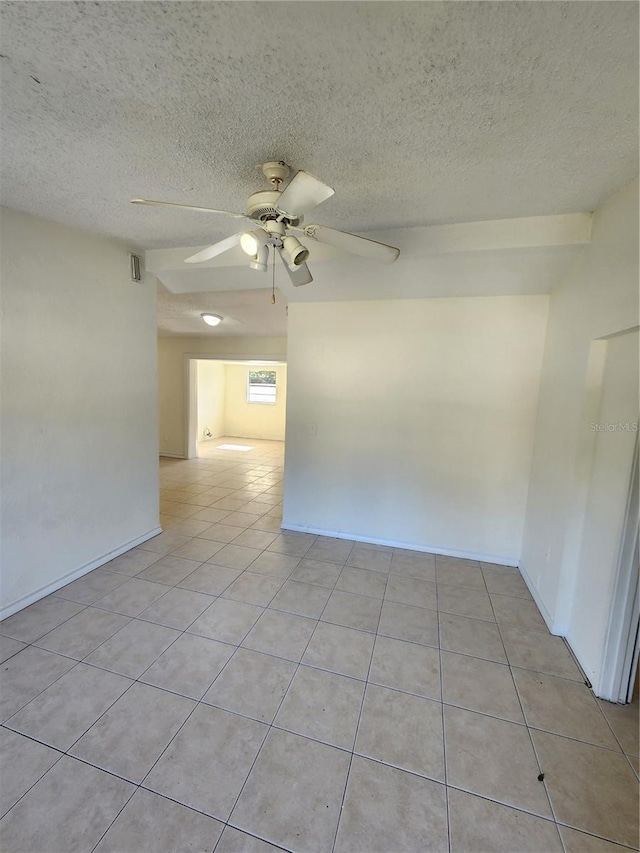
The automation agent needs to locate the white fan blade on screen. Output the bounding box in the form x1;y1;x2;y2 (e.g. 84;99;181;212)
276;171;335;218
303;224;399;263
278;249;313;286
131;199;249;220
185;232;244;264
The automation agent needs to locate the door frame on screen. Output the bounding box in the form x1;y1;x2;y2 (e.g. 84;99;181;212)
598;434;640;702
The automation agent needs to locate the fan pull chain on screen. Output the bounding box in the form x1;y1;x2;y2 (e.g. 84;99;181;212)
271;245;276;304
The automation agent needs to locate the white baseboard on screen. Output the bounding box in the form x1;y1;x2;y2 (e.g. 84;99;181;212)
0;526;163;621
280;523;517;567
517;563;560;635
159;452;186;459
564;629;593;687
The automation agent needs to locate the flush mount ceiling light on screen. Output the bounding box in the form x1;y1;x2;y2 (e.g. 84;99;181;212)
201;313;222;327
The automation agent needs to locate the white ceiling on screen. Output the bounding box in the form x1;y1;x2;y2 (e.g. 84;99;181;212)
1;2;638;336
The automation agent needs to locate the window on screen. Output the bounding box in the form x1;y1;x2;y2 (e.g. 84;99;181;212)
247;369;277;404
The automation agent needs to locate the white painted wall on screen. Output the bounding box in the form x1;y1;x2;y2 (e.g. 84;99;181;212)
520;179;639;686
224;363;287;441
283;296;549;564
196;360;226;440
0;207;160;618
157;336;286;456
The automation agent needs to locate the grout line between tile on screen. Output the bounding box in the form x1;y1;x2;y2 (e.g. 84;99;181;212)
0;599;91;648
88;771;138;853
552;819;639;852
487;585;560;839
593;695;640;760
330;546;380;853
446;781;567;824
217;577;335;842
0;651;94;728
0;725;67;821
436;565;452;853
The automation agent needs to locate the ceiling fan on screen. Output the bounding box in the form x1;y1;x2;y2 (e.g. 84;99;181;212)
131;161;400;286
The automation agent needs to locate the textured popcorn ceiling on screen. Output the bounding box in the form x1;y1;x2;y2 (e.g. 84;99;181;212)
1;1;638;253
157;286;288;337
2;2;637;337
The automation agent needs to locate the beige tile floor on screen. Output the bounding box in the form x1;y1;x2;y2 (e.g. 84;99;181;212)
1;437;638;853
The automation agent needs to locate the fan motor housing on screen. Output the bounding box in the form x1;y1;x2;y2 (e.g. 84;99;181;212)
246;190;300;226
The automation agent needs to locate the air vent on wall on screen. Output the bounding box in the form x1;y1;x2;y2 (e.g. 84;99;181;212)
130;253;142;282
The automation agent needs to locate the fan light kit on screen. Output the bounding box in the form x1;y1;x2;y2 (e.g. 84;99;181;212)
132;161;400;287
240;229;269;256
201;313;222;327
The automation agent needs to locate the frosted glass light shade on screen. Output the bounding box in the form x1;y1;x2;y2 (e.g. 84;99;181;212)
201;313;222;326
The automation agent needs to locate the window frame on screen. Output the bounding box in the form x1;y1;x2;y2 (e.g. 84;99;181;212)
247;369;277;405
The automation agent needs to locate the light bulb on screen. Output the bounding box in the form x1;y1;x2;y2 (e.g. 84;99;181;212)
241;232;259;256
201;313;222;326
241;229;269;257
283;235;310;268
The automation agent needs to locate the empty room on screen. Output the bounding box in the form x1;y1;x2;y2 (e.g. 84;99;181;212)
0;3;638;853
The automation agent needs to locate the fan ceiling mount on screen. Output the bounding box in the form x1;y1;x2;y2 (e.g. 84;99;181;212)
245;162;302;227
131;161;400;287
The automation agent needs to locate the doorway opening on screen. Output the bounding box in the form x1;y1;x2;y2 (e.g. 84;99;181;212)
186;356;287;464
